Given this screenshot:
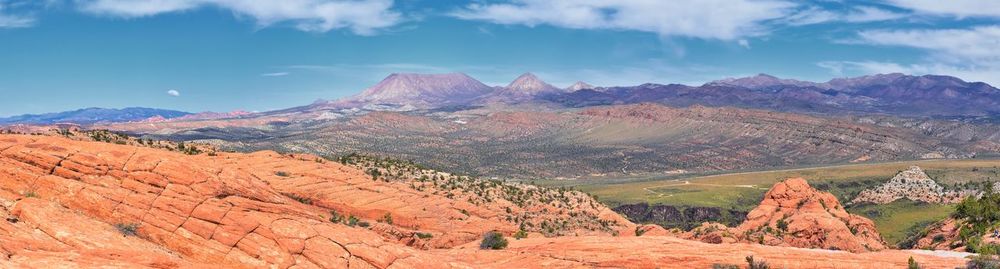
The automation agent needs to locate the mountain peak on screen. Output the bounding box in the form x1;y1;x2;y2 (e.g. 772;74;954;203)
353;73;494;107
505;72;560;94
706;73;816;89
566;81;595;91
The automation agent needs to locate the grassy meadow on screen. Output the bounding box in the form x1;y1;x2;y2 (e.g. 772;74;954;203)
541;158;1000;245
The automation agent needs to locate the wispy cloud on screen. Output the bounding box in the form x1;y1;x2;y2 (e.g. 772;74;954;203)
451;0;796;40
781;6;905;26
166;89;180;97
820;26;1000;85
260;72;290;77
737;39;750;49
0;1;36;28
883;0;1000;18
75;0;402;35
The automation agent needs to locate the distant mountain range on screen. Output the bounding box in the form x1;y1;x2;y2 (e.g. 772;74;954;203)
0;107;190;125
298;72;1000;119
5;72;998;126
55;71;999;179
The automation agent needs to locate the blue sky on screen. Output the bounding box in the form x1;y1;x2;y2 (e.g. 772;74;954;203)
0;0;998;116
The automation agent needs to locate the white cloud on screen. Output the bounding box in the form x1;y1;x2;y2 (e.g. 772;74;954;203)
451;0;796;40
844;6;907;23
260;72;290;77
76;0;402;34
821;26;1000;85
737;39;750;49
0;2;36;28
855;26;1000;65
782;6;904;26
166;89;180;96
883;0;1000;18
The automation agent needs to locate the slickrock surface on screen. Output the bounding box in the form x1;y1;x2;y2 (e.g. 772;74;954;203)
914;218;965;251
0;135;970;268
738;178;887;252
851;166;975;204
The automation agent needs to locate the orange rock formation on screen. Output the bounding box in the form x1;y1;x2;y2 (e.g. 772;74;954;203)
0;135;969;268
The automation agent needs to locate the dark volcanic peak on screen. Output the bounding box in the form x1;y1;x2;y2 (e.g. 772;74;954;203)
505;72;561;95
566;81;595;91
353;72;494;107
0;107;191;125
705;73;818;89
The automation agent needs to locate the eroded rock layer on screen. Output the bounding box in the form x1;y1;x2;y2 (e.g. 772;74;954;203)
0;135;970;268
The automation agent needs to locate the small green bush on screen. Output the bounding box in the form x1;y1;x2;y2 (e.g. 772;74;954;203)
114;223;140;237
746;255;769;269
380;213;393;225
415;232;433;239
514;229;528;240
480;231;508;250
329;211;343;223
968;254;1000;269
908;256;921;269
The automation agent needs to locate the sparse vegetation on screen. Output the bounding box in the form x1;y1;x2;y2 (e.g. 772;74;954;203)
283;193;312;205
745;255;769;269
379;213;393;225
514;229;528;239
329;210;344;223
954;187;1000;253
479;231;508;250
328;153;621;236
968;254;1000;269
712;264;740;269
635;227;646;236
415;232;433;239
908;256;922;269
114;223;140;237
776;217;788;232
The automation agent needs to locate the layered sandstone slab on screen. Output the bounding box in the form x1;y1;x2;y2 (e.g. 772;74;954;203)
0;135;970;268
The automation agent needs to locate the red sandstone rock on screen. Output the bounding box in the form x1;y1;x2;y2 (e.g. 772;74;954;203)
0;135;969;268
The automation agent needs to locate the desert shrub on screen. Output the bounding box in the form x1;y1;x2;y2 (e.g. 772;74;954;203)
329;211;343;223
480;231;508;250
635;227;647;236
968;255;1000;269
514;229;528;239
275;171;290;177
346;215;359;227
379;213;393;224
746;255;769;269
908;256;921;269
712;264;740;269
357;221;370;228
114;223;140;237
776;218;788;232
283;193;312;205
415;232;433;239
954;189;1000;253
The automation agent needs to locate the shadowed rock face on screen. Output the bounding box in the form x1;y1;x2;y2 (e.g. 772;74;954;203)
614;203;746;229
0;135;971;268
